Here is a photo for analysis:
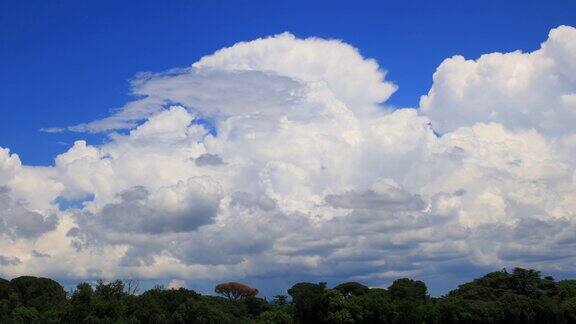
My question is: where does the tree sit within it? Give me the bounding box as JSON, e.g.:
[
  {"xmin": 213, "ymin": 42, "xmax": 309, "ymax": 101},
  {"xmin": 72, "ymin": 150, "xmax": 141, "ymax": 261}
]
[
  {"xmin": 388, "ymin": 278, "xmax": 428, "ymax": 302},
  {"xmin": 348, "ymin": 288, "xmax": 393, "ymax": 323},
  {"xmin": 244, "ymin": 296, "xmax": 271, "ymax": 317},
  {"xmin": 135, "ymin": 286, "xmax": 200, "ymax": 323},
  {"xmin": 510, "ymin": 268, "xmax": 543, "ymax": 296},
  {"xmin": 272, "ymin": 294, "xmax": 288, "ymax": 306},
  {"xmin": 449, "ymin": 270, "xmax": 512, "ymax": 300},
  {"xmin": 9, "ymin": 276, "xmax": 67, "ymax": 313},
  {"xmin": 323, "ymin": 289, "xmax": 354, "ymax": 323},
  {"xmin": 0, "ymin": 278, "xmax": 11, "ymax": 300},
  {"xmin": 3, "ymin": 267, "xmax": 576, "ymax": 322},
  {"xmin": 173, "ymin": 297, "xmax": 238, "ymax": 323},
  {"xmin": 288, "ymin": 282, "xmax": 327, "ymax": 323},
  {"xmin": 333, "ymin": 282, "xmax": 369, "ymax": 299},
  {"xmin": 215, "ymin": 282, "xmax": 259, "ymax": 300},
  {"xmin": 94, "ymin": 279, "xmax": 125, "ymax": 301},
  {"xmin": 124, "ymin": 279, "xmax": 141, "ymax": 295},
  {"xmin": 0, "ymin": 278, "xmax": 15, "ymax": 319},
  {"xmin": 560, "ymin": 297, "xmax": 576, "ymax": 323},
  {"xmin": 69, "ymin": 282, "xmax": 95, "ymax": 322},
  {"xmin": 92, "ymin": 279, "xmax": 132, "ymax": 321},
  {"xmin": 558, "ymin": 280, "xmax": 576, "ymax": 300},
  {"xmin": 498, "ymin": 292, "xmax": 536, "ymax": 323},
  {"xmin": 257, "ymin": 307, "xmax": 293, "ymax": 324},
  {"xmin": 11, "ymin": 306, "xmax": 39, "ymax": 322}
]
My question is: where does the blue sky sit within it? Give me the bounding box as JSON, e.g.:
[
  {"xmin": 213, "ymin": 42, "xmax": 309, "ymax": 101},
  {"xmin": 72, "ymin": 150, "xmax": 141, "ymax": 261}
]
[
  {"xmin": 2, "ymin": 1, "xmax": 576, "ymax": 297},
  {"xmin": 1, "ymin": 0, "xmax": 575, "ymax": 165}
]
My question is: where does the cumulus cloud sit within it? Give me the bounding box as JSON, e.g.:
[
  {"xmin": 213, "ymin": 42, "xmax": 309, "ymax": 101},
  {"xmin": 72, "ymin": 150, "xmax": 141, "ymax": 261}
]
[
  {"xmin": 75, "ymin": 177, "xmax": 222, "ymax": 235},
  {"xmin": 193, "ymin": 33, "xmax": 397, "ymax": 111},
  {"xmin": 1, "ymin": 28, "xmax": 576, "ymax": 293},
  {"xmin": 421, "ymin": 25, "xmax": 576, "ymax": 137},
  {"xmin": 0, "ymin": 256, "xmax": 21, "ymax": 266},
  {"xmin": 32, "ymin": 250, "xmax": 51, "ymax": 258},
  {"xmin": 195, "ymin": 153, "xmax": 225, "ymax": 167},
  {"xmin": 0, "ymin": 186, "xmax": 58, "ymax": 239},
  {"xmin": 65, "ymin": 33, "xmax": 396, "ymax": 133},
  {"xmin": 325, "ymin": 180, "xmax": 425, "ymax": 211},
  {"xmin": 167, "ymin": 279, "xmax": 187, "ymax": 289}
]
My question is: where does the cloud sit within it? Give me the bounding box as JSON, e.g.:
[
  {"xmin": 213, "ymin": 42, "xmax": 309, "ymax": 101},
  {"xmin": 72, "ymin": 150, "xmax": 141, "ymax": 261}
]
[
  {"xmin": 0, "ymin": 27, "xmax": 576, "ymax": 292},
  {"xmin": 0, "ymin": 255, "xmax": 21, "ymax": 266},
  {"xmin": 32, "ymin": 250, "xmax": 51, "ymax": 258},
  {"xmin": 39, "ymin": 127, "xmax": 65, "ymax": 133},
  {"xmin": 64, "ymin": 33, "xmax": 396, "ymax": 133},
  {"xmin": 193, "ymin": 33, "xmax": 397, "ymax": 111},
  {"xmin": 167, "ymin": 279, "xmax": 186, "ymax": 289},
  {"xmin": 421, "ymin": 25, "xmax": 576, "ymax": 137},
  {"xmin": 0, "ymin": 186, "xmax": 58, "ymax": 239},
  {"xmin": 325, "ymin": 180, "xmax": 425, "ymax": 211},
  {"xmin": 76, "ymin": 177, "xmax": 222, "ymax": 235},
  {"xmin": 195, "ymin": 153, "xmax": 225, "ymax": 167}
]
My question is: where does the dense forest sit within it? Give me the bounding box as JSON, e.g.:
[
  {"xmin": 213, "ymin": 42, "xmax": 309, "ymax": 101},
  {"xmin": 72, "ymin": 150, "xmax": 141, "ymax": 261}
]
[{"xmin": 1, "ymin": 267, "xmax": 576, "ymax": 323}]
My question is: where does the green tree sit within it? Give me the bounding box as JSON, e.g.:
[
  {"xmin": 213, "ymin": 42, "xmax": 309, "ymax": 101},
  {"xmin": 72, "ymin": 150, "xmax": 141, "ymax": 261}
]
[
  {"xmin": 288, "ymin": 282, "xmax": 328, "ymax": 323},
  {"xmin": 558, "ymin": 280, "xmax": 576, "ymax": 300},
  {"xmin": 388, "ymin": 278, "xmax": 428, "ymax": 302},
  {"xmin": 510, "ymin": 268, "xmax": 543, "ymax": 296},
  {"xmin": 91, "ymin": 279, "xmax": 135, "ymax": 322},
  {"xmin": 69, "ymin": 282, "xmax": 95, "ymax": 323},
  {"xmin": 272, "ymin": 294, "xmax": 288, "ymax": 306},
  {"xmin": 0, "ymin": 277, "xmax": 16, "ymax": 319},
  {"xmin": 560, "ymin": 297, "xmax": 576, "ymax": 323},
  {"xmin": 135, "ymin": 286, "xmax": 200, "ymax": 323},
  {"xmin": 334, "ymin": 282, "xmax": 370, "ymax": 299},
  {"xmin": 172, "ymin": 296, "xmax": 248, "ymax": 324},
  {"xmin": 11, "ymin": 306, "xmax": 39, "ymax": 323},
  {"xmin": 257, "ymin": 307, "xmax": 294, "ymax": 324},
  {"xmin": 348, "ymin": 288, "xmax": 393, "ymax": 323},
  {"xmin": 323, "ymin": 289, "xmax": 354, "ymax": 324},
  {"xmin": 9, "ymin": 276, "xmax": 68, "ymax": 322}
]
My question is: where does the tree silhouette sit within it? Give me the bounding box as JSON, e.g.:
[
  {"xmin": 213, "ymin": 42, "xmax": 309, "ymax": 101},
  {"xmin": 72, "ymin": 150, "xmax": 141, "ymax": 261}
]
[
  {"xmin": 214, "ymin": 282, "xmax": 258, "ymax": 300},
  {"xmin": 334, "ymin": 282, "xmax": 370, "ymax": 298},
  {"xmin": 1, "ymin": 268, "xmax": 576, "ymax": 323}
]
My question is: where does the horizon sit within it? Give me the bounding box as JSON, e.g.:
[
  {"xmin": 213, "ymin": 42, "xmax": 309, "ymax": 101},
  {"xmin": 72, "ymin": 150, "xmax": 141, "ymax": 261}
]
[{"xmin": 0, "ymin": 265, "xmax": 563, "ymax": 299}]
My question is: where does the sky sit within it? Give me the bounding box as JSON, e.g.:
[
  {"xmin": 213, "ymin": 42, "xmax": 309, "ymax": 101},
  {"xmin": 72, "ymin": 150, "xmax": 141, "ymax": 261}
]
[
  {"xmin": 2, "ymin": 0, "xmax": 575, "ymax": 165},
  {"xmin": 1, "ymin": 0, "xmax": 576, "ymax": 296}
]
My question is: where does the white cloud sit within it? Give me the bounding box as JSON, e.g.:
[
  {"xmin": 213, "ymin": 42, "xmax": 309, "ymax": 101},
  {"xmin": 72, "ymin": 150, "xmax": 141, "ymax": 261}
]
[
  {"xmin": 2, "ymin": 27, "xmax": 576, "ymax": 292},
  {"xmin": 193, "ymin": 32, "xmax": 397, "ymax": 112},
  {"xmin": 420, "ymin": 25, "xmax": 576, "ymax": 137},
  {"xmin": 0, "ymin": 186, "xmax": 58, "ymax": 239},
  {"xmin": 66, "ymin": 33, "xmax": 397, "ymax": 133},
  {"xmin": 167, "ymin": 279, "xmax": 186, "ymax": 289}
]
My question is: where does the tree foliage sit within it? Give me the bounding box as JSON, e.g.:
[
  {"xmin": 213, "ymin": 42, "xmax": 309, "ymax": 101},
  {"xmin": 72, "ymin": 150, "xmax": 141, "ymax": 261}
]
[
  {"xmin": 1, "ymin": 268, "xmax": 576, "ymax": 323},
  {"xmin": 334, "ymin": 282, "xmax": 370, "ymax": 299},
  {"xmin": 215, "ymin": 282, "xmax": 259, "ymax": 300}
]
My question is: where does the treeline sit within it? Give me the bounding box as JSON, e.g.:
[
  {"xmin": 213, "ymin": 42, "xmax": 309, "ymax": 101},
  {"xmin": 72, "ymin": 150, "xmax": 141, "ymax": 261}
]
[{"xmin": 1, "ymin": 267, "xmax": 576, "ymax": 323}]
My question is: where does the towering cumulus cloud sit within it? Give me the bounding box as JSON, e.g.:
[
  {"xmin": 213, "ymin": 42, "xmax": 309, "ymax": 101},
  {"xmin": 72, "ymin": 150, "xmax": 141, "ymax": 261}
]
[
  {"xmin": 1, "ymin": 27, "xmax": 576, "ymax": 292},
  {"xmin": 421, "ymin": 26, "xmax": 576, "ymax": 137}
]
